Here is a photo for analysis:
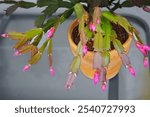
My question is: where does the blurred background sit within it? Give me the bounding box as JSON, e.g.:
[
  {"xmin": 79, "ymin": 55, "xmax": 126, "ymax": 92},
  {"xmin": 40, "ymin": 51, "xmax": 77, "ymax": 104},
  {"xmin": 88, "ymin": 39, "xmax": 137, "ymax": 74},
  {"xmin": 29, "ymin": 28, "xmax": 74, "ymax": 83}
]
[{"xmin": 0, "ymin": 0, "xmax": 150, "ymax": 100}]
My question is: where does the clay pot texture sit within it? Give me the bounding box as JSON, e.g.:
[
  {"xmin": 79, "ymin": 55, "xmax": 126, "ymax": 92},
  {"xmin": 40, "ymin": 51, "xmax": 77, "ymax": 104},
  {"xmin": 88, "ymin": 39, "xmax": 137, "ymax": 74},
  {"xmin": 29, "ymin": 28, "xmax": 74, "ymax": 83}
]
[{"xmin": 68, "ymin": 19, "xmax": 132, "ymax": 80}]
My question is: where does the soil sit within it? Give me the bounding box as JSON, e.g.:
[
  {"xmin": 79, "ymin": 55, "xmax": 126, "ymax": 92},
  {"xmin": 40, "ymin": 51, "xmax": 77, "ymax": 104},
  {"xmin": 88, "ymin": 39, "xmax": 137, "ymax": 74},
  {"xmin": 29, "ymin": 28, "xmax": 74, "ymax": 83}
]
[{"xmin": 72, "ymin": 23, "xmax": 129, "ymax": 51}]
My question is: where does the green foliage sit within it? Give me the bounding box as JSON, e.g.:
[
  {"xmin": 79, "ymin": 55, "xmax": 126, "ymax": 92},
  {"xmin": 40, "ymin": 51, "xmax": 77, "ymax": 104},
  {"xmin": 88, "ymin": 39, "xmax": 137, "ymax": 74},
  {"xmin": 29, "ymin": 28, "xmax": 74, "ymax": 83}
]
[
  {"xmin": 8, "ymin": 32, "xmax": 26, "ymax": 40},
  {"xmin": 39, "ymin": 40, "xmax": 49, "ymax": 53},
  {"xmin": 70, "ymin": 56, "xmax": 81, "ymax": 73},
  {"xmin": 28, "ymin": 52, "xmax": 42, "ymax": 65},
  {"xmin": 113, "ymin": 39, "xmax": 124, "ymax": 53},
  {"xmin": 101, "ymin": 17, "xmax": 112, "ymax": 50},
  {"xmin": 48, "ymin": 39, "xmax": 53, "ymax": 54},
  {"xmin": 101, "ymin": 51, "xmax": 110, "ymax": 67},
  {"xmin": 74, "ymin": 3, "xmax": 84, "ymax": 20},
  {"xmin": 94, "ymin": 32, "xmax": 103, "ymax": 52},
  {"xmin": 35, "ymin": 14, "xmax": 46, "ymax": 28},
  {"xmin": 25, "ymin": 28, "xmax": 43, "ymax": 39},
  {"xmin": 84, "ymin": 26, "xmax": 93, "ymax": 40},
  {"xmin": 102, "ymin": 11, "xmax": 117, "ymax": 24},
  {"xmin": 76, "ymin": 41, "xmax": 82, "ymax": 56}
]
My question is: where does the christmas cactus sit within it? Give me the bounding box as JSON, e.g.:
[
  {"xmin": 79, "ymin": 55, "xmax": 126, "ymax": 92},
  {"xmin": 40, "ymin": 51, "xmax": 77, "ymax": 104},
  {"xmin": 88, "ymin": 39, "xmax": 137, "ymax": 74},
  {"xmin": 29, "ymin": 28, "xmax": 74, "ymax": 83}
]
[{"xmin": 0, "ymin": 0, "xmax": 150, "ymax": 91}]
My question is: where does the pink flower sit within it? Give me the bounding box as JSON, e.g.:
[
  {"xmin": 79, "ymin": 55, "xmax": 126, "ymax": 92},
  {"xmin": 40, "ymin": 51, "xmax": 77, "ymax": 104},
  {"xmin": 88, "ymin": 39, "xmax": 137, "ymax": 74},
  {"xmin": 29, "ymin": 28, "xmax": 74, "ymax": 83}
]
[
  {"xmin": 47, "ymin": 27, "xmax": 55, "ymax": 38},
  {"xmin": 50, "ymin": 66, "xmax": 55, "ymax": 77},
  {"xmin": 65, "ymin": 72, "xmax": 77, "ymax": 90},
  {"xmin": 89, "ymin": 22, "xmax": 96, "ymax": 32},
  {"xmin": 1, "ymin": 34, "xmax": 8, "ymax": 38},
  {"xmin": 82, "ymin": 45, "xmax": 88, "ymax": 55},
  {"xmin": 135, "ymin": 42, "xmax": 150, "ymax": 56},
  {"xmin": 13, "ymin": 50, "xmax": 21, "ymax": 56},
  {"xmin": 128, "ymin": 66, "xmax": 136, "ymax": 77},
  {"xmin": 135, "ymin": 42, "xmax": 143, "ymax": 49},
  {"xmin": 143, "ymin": 57, "xmax": 149, "ymax": 68},
  {"xmin": 96, "ymin": 19, "xmax": 100, "ymax": 24},
  {"xmin": 101, "ymin": 82, "xmax": 106, "ymax": 92},
  {"xmin": 93, "ymin": 70, "xmax": 100, "ymax": 85},
  {"xmin": 23, "ymin": 64, "xmax": 31, "ymax": 72},
  {"xmin": 143, "ymin": 45, "xmax": 150, "ymax": 51},
  {"xmin": 143, "ymin": 6, "xmax": 150, "ymax": 13}
]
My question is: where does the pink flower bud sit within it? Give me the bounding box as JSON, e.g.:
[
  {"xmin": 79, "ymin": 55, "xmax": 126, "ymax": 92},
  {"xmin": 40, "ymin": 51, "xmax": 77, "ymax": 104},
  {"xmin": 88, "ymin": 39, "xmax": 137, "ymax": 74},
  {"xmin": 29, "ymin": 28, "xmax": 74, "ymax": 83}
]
[
  {"xmin": 140, "ymin": 48, "xmax": 148, "ymax": 56},
  {"xmin": 50, "ymin": 66, "xmax": 55, "ymax": 77},
  {"xmin": 101, "ymin": 82, "xmax": 106, "ymax": 92},
  {"xmin": 93, "ymin": 70, "xmax": 100, "ymax": 85},
  {"xmin": 96, "ymin": 19, "xmax": 100, "ymax": 24},
  {"xmin": 23, "ymin": 64, "xmax": 31, "ymax": 72},
  {"xmin": 65, "ymin": 72, "xmax": 77, "ymax": 90},
  {"xmin": 89, "ymin": 22, "xmax": 96, "ymax": 32},
  {"xmin": 135, "ymin": 42, "xmax": 143, "ymax": 49},
  {"xmin": 48, "ymin": 27, "xmax": 55, "ymax": 38},
  {"xmin": 82, "ymin": 45, "xmax": 88, "ymax": 55},
  {"xmin": 13, "ymin": 50, "xmax": 21, "ymax": 56},
  {"xmin": 128, "ymin": 66, "xmax": 136, "ymax": 77},
  {"xmin": 1, "ymin": 34, "xmax": 8, "ymax": 38},
  {"xmin": 143, "ymin": 6, "xmax": 150, "ymax": 13},
  {"xmin": 143, "ymin": 57, "xmax": 149, "ymax": 68},
  {"xmin": 143, "ymin": 45, "xmax": 150, "ymax": 51}
]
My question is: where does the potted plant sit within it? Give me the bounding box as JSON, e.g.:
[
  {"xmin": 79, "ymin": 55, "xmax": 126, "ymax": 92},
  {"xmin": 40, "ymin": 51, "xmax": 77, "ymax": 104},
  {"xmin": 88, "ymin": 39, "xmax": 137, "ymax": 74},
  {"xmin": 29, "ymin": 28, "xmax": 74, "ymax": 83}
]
[{"xmin": 0, "ymin": 0, "xmax": 150, "ymax": 92}]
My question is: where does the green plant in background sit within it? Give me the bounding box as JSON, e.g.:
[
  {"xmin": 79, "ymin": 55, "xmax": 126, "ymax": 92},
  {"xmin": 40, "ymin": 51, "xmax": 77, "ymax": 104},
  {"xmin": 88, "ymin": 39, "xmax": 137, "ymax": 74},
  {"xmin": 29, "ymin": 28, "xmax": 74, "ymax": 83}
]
[{"xmin": 0, "ymin": 0, "xmax": 150, "ymax": 91}]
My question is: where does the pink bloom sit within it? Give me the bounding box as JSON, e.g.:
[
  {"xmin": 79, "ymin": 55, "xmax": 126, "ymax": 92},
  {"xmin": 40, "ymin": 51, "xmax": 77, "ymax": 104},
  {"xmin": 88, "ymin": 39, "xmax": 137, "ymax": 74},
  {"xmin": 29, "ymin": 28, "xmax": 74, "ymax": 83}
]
[
  {"xmin": 65, "ymin": 72, "xmax": 77, "ymax": 90},
  {"xmin": 101, "ymin": 82, "xmax": 106, "ymax": 92},
  {"xmin": 50, "ymin": 66, "xmax": 55, "ymax": 77},
  {"xmin": 143, "ymin": 57, "xmax": 149, "ymax": 68},
  {"xmin": 143, "ymin": 45, "xmax": 150, "ymax": 51},
  {"xmin": 89, "ymin": 22, "xmax": 96, "ymax": 32},
  {"xmin": 135, "ymin": 42, "xmax": 143, "ymax": 49},
  {"xmin": 23, "ymin": 64, "xmax": 31, "ymax": 72},
  {"xmin": 135, "ymin": 42, "xmax": 148, "ymax": 56},
  {"xmin": 128, "ymin": 66, "xmax": 136, "ymax": 77},
  {"xmin": 143, "ymin": 6, "xmax": 150, "ymax": 13},
  {"xmin": 13, "ymin": 50, "xmax": 21, "ymax": 56},
  {"xmin": 93, "ymin": 70, "xmax": 100, "ymax": 85},
  {"xmin": 82, "ymin": 45, "xmax": 88, "ymax": 55},
  {"xmin": 140, "ymin": 48, "xmax": 148, "ymax": 56},
  {"xmin": 1, "ymin": 34, "xmax": 8, "ymax": 38},
  {"xmin": 47, "ymin": 27, "xmax": 55, "ymax": 38},
  {"xmin": 96, "ymin": 19, "xmax": 100, "ymax": 24}
]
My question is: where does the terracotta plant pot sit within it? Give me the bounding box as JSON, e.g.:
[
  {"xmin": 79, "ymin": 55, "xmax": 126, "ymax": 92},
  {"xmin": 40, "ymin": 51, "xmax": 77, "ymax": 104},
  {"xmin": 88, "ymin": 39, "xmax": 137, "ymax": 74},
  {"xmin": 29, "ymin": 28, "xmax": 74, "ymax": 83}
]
[{"xmin": 68, "ymin": 19, "xmax": 132, "ymax": 80}]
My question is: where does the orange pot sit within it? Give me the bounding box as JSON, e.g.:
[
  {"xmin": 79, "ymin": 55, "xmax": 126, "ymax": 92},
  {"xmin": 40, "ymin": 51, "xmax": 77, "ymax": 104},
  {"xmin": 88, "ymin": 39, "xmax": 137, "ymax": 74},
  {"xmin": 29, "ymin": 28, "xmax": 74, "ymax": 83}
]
[{"xmin": 68, "ymin": 19, "xmax": 132, "ymax": 80}]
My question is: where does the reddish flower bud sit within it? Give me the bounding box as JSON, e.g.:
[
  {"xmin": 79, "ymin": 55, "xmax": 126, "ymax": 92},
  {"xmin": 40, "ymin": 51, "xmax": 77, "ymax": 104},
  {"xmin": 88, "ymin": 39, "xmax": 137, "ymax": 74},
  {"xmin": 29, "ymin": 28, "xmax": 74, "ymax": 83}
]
[
  {"xmin": 13, "ymin": 50, "xmax": 21, "ymax": 56},
  {"xmin": 93, "ymin": 70, "xmax": 100, "ymax": 86},
  {"xmin": 89, "ymin": 22, "xmax": 96, "ymax": 32},
  {"xmin": 23, "ymin": 64, "xmax": 31, "ymax": 72},
  {"xmin": 143, "ymin": 6, "xmax": 150, "ymax": 13},
  {"xmin": 1, "ymin": 34, "xmax": 8, "ymax": 38},
  {"xmin": 50, "ymin": 66, "xmax": 55, "ymax": 77},
  {"xmin": 143, "ymin": 57, "xmax": 149, "ymax": 68},
  {"xmin": 101, "ymin": 82, "xmax": 106, "ymax": 92},
  {"xmin": 143, "ymin": 45, "xmax": 150, "ymax": 51},
  {"xmin": 47, "ymin": 27, "xmax": 55, "ymax": 38},
  {"xmin": 128, "ymin": 65, "xmax": 136, "ymax": 77},
  {"xmin": 82, "ymin": 45, "xmax": 88, "ymax": 55},
  {"xmin": 96, "ymin": 19, "xmax": 100, "ymax": 24}
]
